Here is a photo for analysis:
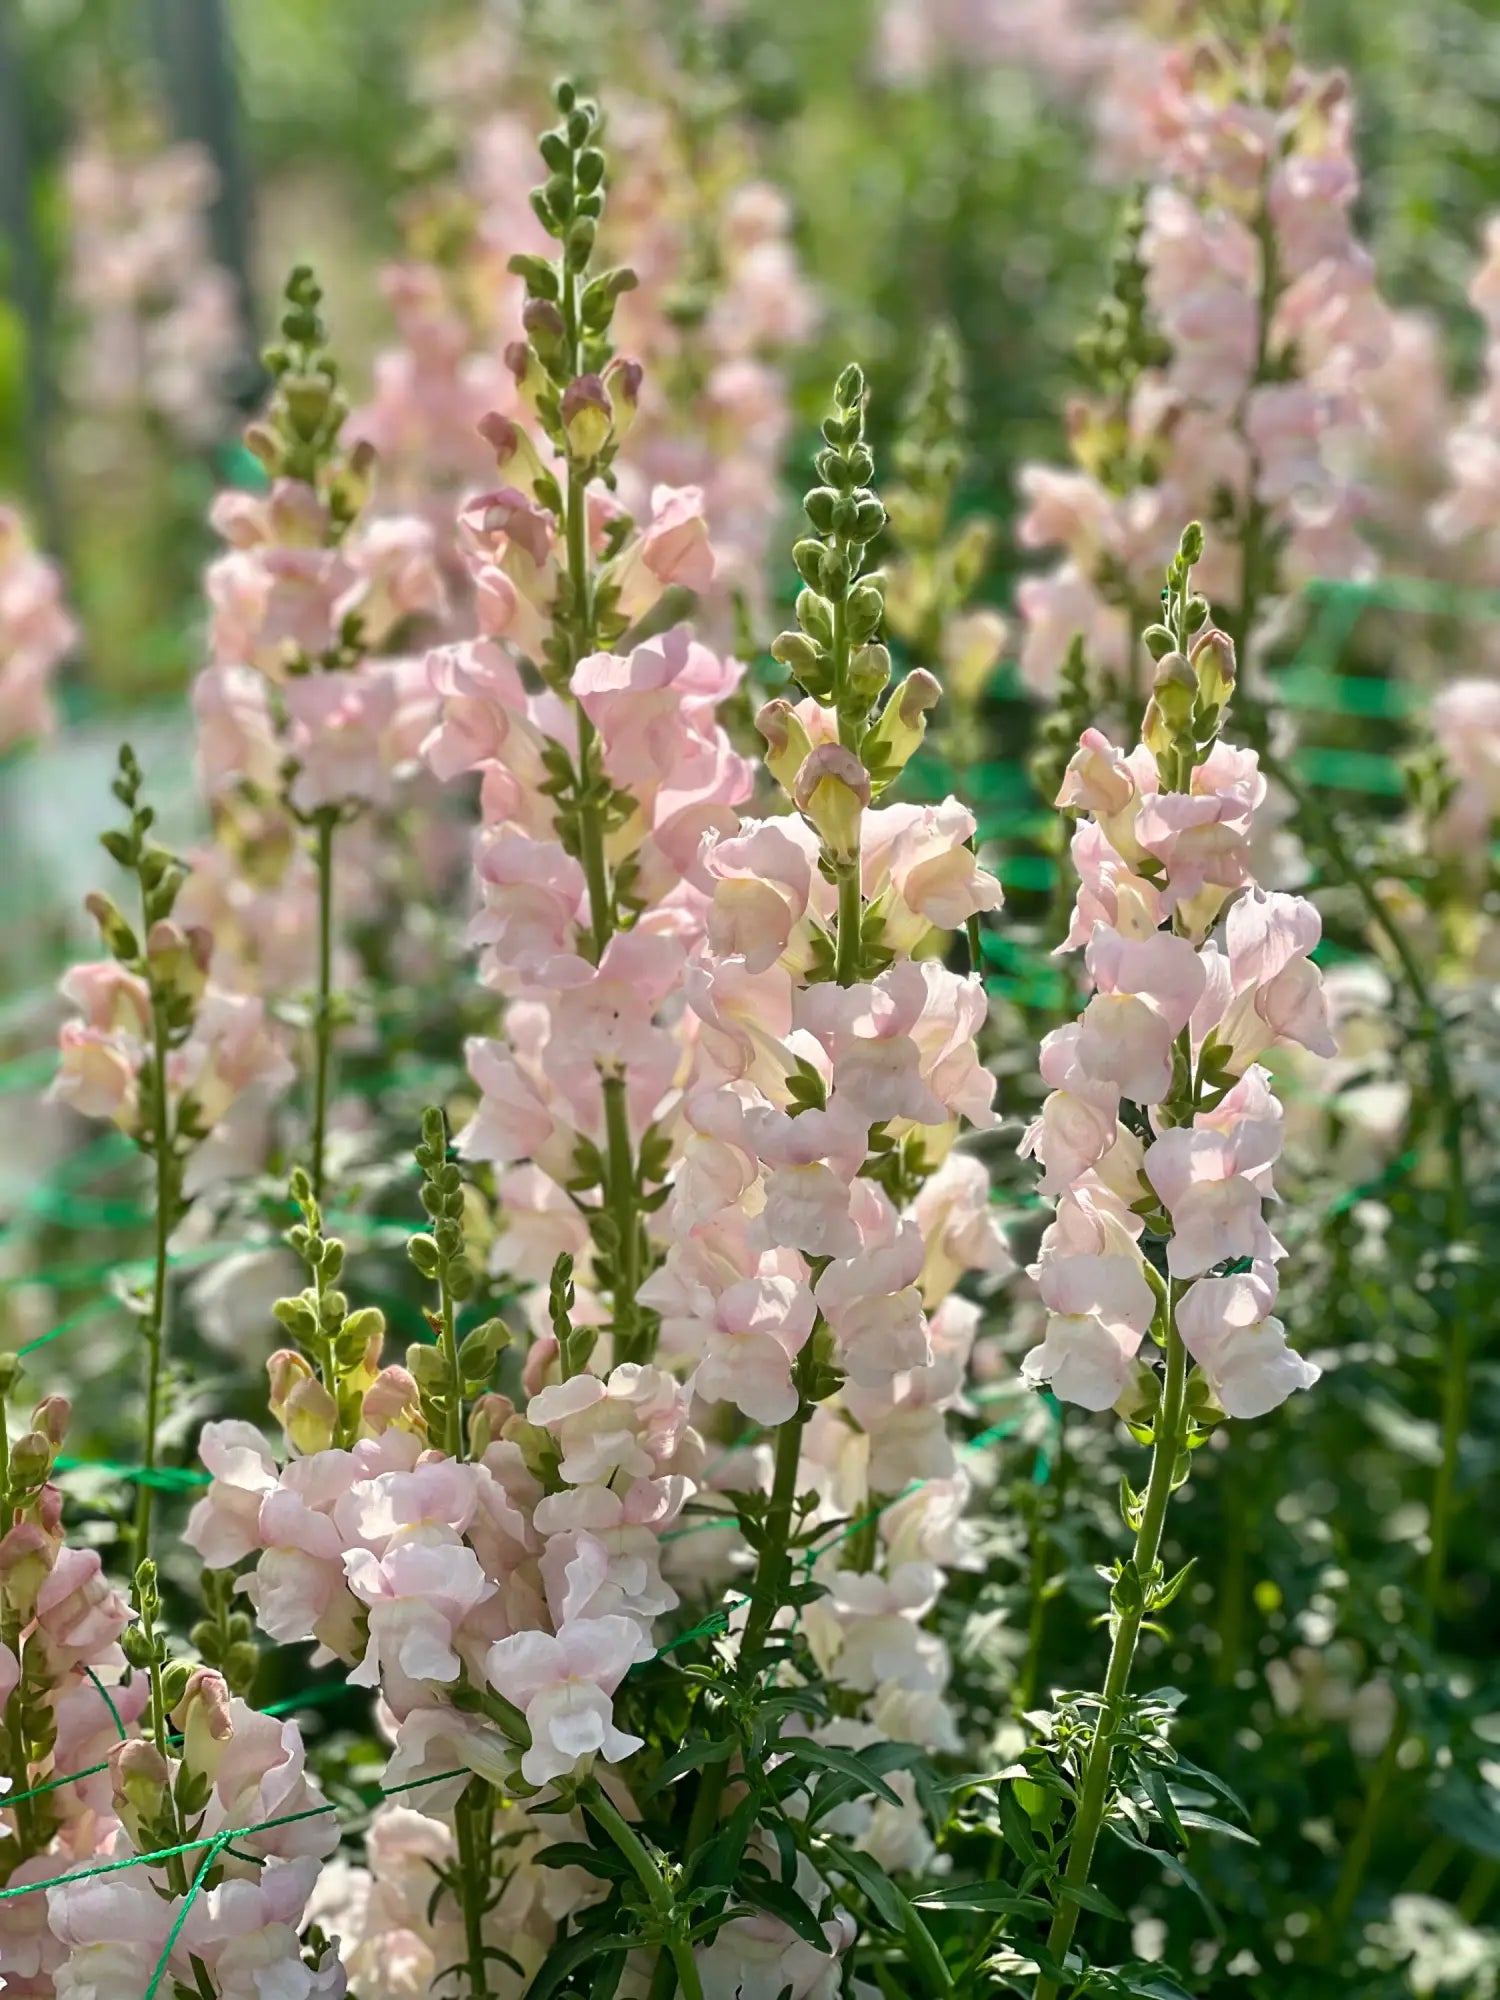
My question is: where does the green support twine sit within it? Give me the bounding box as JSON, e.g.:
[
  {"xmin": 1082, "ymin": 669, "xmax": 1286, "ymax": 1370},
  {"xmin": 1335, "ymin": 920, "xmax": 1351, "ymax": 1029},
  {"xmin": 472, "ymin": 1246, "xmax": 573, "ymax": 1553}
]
[{"xmin": 143, "ymin": 1833, "xmax": 231, "ymax": 2000}]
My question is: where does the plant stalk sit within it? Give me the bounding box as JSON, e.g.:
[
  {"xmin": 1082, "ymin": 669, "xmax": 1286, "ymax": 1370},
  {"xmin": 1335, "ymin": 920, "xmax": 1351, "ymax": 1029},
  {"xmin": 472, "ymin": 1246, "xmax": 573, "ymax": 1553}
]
[
  {"xmin": 309, "ymin": 810, "xmax": 336, "ymax": 1206},
  {"xmin": 588, "ymin": 1785, "xmax": 705, "ymax": 2000},
  {"xmin": 1034, "ymin": 1318, "xmax": 1189, "ymax": 2000}
]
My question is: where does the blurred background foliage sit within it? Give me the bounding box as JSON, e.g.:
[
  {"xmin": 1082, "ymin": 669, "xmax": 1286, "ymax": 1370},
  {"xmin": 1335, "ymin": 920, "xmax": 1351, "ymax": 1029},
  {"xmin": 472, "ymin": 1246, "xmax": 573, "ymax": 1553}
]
[{"xmin": 5, "ymin": 0, "xmax": 1499, "ymax": 708}]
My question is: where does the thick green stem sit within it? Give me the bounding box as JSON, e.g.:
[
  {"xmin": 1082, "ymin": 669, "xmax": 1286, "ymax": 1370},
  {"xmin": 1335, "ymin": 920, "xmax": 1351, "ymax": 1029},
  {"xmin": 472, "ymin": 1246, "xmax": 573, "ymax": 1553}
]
[
  {"xmin": 310, "ymin": 811, "xmax": 336, "ymax": 1206},
  {"xmin": 834, "ymin": 866, "xmax": 862, "ymax": 988},
  {"xmin": 740, "ymin": 1364, "xmax": 811, "ymax": 1667},
  {"xmin": 587, "ymin": 1786, "xmax": 705, "ymax": 2000},
  {"xmin": 455, "ymin": 1779, "xmax": 494, "ymax": 2000},
  {"xmin": 1034, "ymin": 1319, "xmax": 1189, "ymax": 2000}
]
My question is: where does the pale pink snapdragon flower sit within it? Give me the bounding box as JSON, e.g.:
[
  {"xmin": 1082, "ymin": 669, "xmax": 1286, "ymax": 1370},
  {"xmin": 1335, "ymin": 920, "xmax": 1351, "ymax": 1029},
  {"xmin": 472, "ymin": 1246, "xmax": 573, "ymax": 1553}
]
[{"xmin": 1022, "ymin": 594, "xmax": 1324, "ymax": 1420}]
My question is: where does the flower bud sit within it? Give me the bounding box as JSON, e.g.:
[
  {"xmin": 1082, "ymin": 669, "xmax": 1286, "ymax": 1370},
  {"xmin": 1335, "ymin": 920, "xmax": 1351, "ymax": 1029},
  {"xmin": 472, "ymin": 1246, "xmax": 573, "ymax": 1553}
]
[
  {"xmin": 793, "ymin": 744, "xmax": 870, "ymax": 864},
  {"xmin": 561, "ymin": 373, "xmax": 614, "ymax": 462},
  {"xmin": 146, "ymin": 920, "xmax": 210, "ymax": 1009},
  {"xmin": 173, "ymin": 1667, "xmax": 234, "ymax": 1784},
  {"xmin": 0, "ymin": 1522, "xmax": 53, "ymax": 1616},
  {"xmin": 159, "ymin": 1658, "xmax": 194, "ymax": 1710},
  {"xmin": 1142, "ymin": 653, "xmax": 1197, "ymax": 765},
  {"xmin": 501, "ymin": 1414, "xmax": 560, "ymax": 1484},
  {"xmin": 476, "ymin": 412, "xmax": 550, "ymax": 501},
  {"xmin": 7, "ymin": 1430, "xmax": 53, "ymax": 1490},
  {"xmin": 504, "ymin": 341, "xmax": 549, "ymax": 415},
  {"xmin": 469, "ymin": 1392, "xmax": 516, "ymax": 1458},
  {"xmin": 30, "ymin": 1395, "xmax": 70, "ymax": 1448},
  {"xmin": 864, "ymin": 669, "xmax": 940, "ymax": 785},
  {"xmin": 847, "ymin": 642, "xmax": 892, "ymax": 708},
  {"xmin": 1190, "ymin": 626, "xmax": 1236, "ymax": 712},
  {"xmin": 361, "ymin": 1364, "xmax": 423, "ymax": 1436},
  {"xmin": 110, "ymin": 1738, "xmax": 171, "ymax": 1843},
  {"xmin": 602, "ymin": 357, "xmax": 643, "ymax": 440},
  {"xmin": 267, "ymin": 1350, "xmax": 337, "ymax": 1455},
  {"xmin": 84, "ymin": 891, "xmax": 140, "ymax": 964},
  {"xmin": 755, "ymin": 698, "xmax": 815, "ymax": 796}
]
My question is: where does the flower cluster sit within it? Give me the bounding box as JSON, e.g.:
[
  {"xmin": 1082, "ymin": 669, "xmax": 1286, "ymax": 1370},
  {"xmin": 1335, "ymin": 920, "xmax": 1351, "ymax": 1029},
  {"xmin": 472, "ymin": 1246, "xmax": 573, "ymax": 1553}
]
[
  {"xmin": 176, "ymin": 87, "xmax": 1013, "ymax": 1994},
  {"xmin": 63, "ymin": 135, "xmax": 243, "ymax": 445},
  {"xmin": 1014, "ymin": 20, "xmax": 1398, "ymax": 696},
  {"xmin": 45, "ymin": 1671, "xmax": 343, "ymax": 2000},
  {"xmin": 50, "ymin": 751, "xmax": 293, "ymax": 1182},
  {"xmin": 1432, "ymin": 217, "xmax": 1500, "ymax": 609},
  {"xmin": 0, "ymin": 509, "xmax": 76, "ymax": 752},
  {"xmin": 0, "ymin": 1389, "xmax": 148, "ymax": 1993},
  {"xmin": 354, "ymin": 25, "xmax": 813, "ymax": 639},
  {"xmin": 1021, "ymin": 529, "xmax": 1328, "ymax": 1417}
]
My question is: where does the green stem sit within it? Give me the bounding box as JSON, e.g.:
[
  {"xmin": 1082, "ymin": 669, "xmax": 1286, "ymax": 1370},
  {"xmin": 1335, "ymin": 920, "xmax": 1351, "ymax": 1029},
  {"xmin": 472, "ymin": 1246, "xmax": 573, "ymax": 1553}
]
[
  {"xmin": 834, "ymin": 865, "xmax": 862, "ymax": 988},
  {"xmin": 740, "ymin": 1355, "xmax": 813, "ymax": 1668},
  {"xmin": 133, "ymin": 985, "xmax": 177, "ymax": 1571},
  {"xmin": 1316, "ymin": 1712, "xmax": 1403, "ymax": 1964},
  {"xmin": 586, "ymin": 1786, "xmax": 704, "ymax": 2000},
  {"xmin": 438, "ymin": 1274, "xmax": 464, "ymax": 1461},
  {"xmin": 455, "ymin": 1778, "xmax": 494, "ymax": 2000},
  {"xmin": 1034, "ymin": 1318, "xmax": 1189, "ymax": 2000},
  {"xmin": 310, "ymin": 810, "xmax": 336, "ymax": 1206},
  {"xmin": 602, "ymin": 1074, "xmax": 643, "ymax": 1363}
]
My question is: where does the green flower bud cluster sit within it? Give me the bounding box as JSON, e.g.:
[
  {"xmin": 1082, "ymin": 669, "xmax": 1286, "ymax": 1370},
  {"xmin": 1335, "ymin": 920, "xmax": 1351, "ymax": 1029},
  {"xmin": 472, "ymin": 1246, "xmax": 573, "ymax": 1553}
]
[
  {"xmin": 1031, "ymin": 635, "xmax": 1095, "ymax": 811},
  {"xmin": 408, "ymin": 1108, "xmax": 508, "ymax": 1456},
  {"xmin": 188, "ymin": 1569, "xmax": 261, "ymax": 1698},
  {"xmin": 774, "ymin": 362, "xmax": 888, "ymax": 712},
  {"xmin": 1139, "ymin": 523, "xmax": 1238, "ymax": 793},
  {"xmin": 90, "ymin": 745, "xmax": 208, "ymax": 1173},
  {"xmin": 883, "ymin": 327, "xmax": 995, "ymax": 680},
  {"xmin": 768, "ymin": 365, "xmax": 948, "ymax": 986},
  {"xmin": 1073, "ymin": 194, "xmax": 1172, "ymax": 496},
  {"xmin": 248, "ymin": 265, "xmax": 371, "ymax": 529},
  {"xmin": 506, "ymin": 81, "xmax": 641, "ymax": 675},
  {"xmin": 273, "ymin": 1166, "xmax": 388, "ymax": 1451}
]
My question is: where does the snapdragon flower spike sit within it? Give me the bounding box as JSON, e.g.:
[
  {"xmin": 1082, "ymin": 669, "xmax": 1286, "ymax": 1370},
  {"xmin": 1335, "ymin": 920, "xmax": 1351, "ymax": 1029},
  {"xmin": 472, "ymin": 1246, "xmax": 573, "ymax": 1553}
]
[
  {"xmin": 642, "ymin": 363, "xmax": 1010, "ymax": 1760},
  {"xmin": 42, "ymin": 1663, "xmax": 344, "ymax": 2000},
  {"xmin": 1014, "ymin": 28, "xmax": 1399, "ymax": 699},
  {"xmin": 0, "ymin": 1381, "xmax": 151, "ymax": 1959},
  {"xmin": 427, "ymin": 84, "xmax": 743, "ymax": 1382},
  {"xmin": 1021, "ymin": 526, "xmax": 1328, "ymax": 1419},
  {"xmin": 51, "ymin": 747, "xmax": 294, "ymax": 1165},
  {"xmin": 187, "ymin": 265, "xmax": 450, "ymax": 1206},
  {"xmin": 0, "ymin": 508, "xmax": 76, "ymax": 752}
]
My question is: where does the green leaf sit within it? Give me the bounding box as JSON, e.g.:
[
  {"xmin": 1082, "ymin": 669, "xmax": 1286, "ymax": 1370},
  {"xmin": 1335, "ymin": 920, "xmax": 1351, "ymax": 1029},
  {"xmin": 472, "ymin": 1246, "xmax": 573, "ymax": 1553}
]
[
  {"xmin": 643, "ymin": 1735, "xmax": 736, "ymax": 1797},
  {"xmin": 996, "ymin": 1784, "xmax": 1045, "ymax": 1870},
  {"xmin": 826, "ymin": 1839, "xmax": 954, "ymax": 1993},
  {"xmin": 690, "ymin": 1789, "xmax": 760, "ymax": 1891},
  {"xmin": 1058, "ymin": 1879, "xmax": 1125, "ymax": 1920},
  {"xmin": 912, "ymin": 1883, "xmax": 1053, "ymax": 1918},
  {"xmin": 1175, "ymin": 1809, "xmax": 1258, "ymax": 1846},
  {"xmin": 1139, "ymin": 1769, "xmax": 1187, "ymax": 1849},
  {"xmin": 774, "ymin": 1738, "xmax": 903, "ymax": 1807},
  {"xmin": 735, "ymin": 1872, "xmax": 829, "ymax": 1951},
  {"xmin": 519, "ymin": 1924, "xmax": 630, "ymax": 2000},
  {"xmin": 532, "ymin": 1841, "xmax": 629, "ymax": 1879}
]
